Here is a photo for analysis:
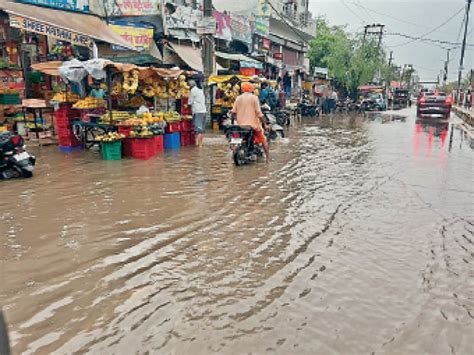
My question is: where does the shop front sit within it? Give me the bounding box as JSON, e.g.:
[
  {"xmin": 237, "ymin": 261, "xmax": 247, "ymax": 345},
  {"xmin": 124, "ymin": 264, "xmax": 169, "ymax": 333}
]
[{"xmin": 8, "ymin": 58, "xmax": 200, "ymax": 157}]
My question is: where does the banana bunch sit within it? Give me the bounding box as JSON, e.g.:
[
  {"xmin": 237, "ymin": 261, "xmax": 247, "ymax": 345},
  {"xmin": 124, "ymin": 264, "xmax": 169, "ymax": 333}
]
[
  {"xmin": 101, "ymin": 111, "xmax": 130, "ymax": 123},
  {"xmin": 52, "ymin": 91, "xmax": 80, "ymax": 103},
  {"xmin": 168, "ymin": 79, "xmax": 179, "ymax": 98},
  {"xmin": 168, "ymin": 78, "xmax": 190, "ymax": 99},
  {"xmin": 163, "ymin": 111, "xmax": 181, "ymax": 122},
  {"xmin": 176, "ymin": 75, "xmax": 190, "ymax": 98},
  {"xmin": 142, "ymin": 85, "xmax": 155, "ymax": 97},
  {"xmin": 123, "ymin": 70, "xmax": 139, "ymax": 94},
  {"xmin": 111, "ymin": 79, "xmax": 123, "ymax": 96},
  {"xmin": 73, "ymin": 96, "xmax": 106, "ymax": 109},
  {"xmin": 122, "ymin": 95, "xmax": 147, "ymax": 108},
  {"xmin": 218, "ymin": 82, "xmax": 242, "ymax": 106},
  {"xmin": 152, "ymin": 78, "xmax": 168, "ymax": 99}
]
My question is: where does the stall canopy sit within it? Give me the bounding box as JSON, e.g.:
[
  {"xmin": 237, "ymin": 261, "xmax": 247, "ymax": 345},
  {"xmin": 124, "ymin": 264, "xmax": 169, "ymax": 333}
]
[
  {"xmin": 0, "ymin": 1, "xmax": 134, "ymax": 50},
  {"xmin": 30, "ymin": 59, "xmax": 194, "ymax": 81},
  {"xmin": 31, "ymin": 61, "xmax": 63, "ymax": 76},
  {"xmin": 208, "ymin": 75, "xmax": 263, "ymax": 84},
  {"xmin": 167, "ymin": 43, "xmax": 204, "ymax": 72},
  {"xmin": 167, "ymin": 43, "xmax": 223, "ymax": 72},
  {"xmin": 104, "ymin": 42, "xmax": 163, "ymax": 65},
  {"xmin": 215, "ymin": 51, "xmax": 263, "ymax": 69},
  {"xmin": 358, "ymin": 85, "xmax": 385, "ymax": 93}
]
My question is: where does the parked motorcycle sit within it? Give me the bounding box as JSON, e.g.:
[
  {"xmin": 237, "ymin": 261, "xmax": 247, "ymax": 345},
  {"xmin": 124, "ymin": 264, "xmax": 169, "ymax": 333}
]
[
  {"xmin": 225, "ymin": 125, "xmax": 265, "ymax": 166},
  {"xmin": 336, "ymin": 98, "xmax": 360, "ymax": 113},
  {"xmin": 275, "ymin": 109, "xmax": 291, "ymax": 126},
  {"xmin": 335, "ymin": 100, "xmax": 349, "ymax": 113},
  {"xmin": 298, "ymin": 96, "xmax": 319, "ymax": 117},
  {"xmin": 0, "ymin": 131, "xmax": 36, "ymax": 180},
  {"xmin": 262, "ymin": 104, "xmax": 285, "ymax": 140}
]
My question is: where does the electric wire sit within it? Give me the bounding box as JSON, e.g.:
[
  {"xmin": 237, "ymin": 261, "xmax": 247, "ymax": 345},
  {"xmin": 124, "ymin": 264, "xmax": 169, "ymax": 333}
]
[
  {"xmin": 349, "ymin": 0, "xmax": 458, "ymax": 36},
  {"xmin": 341, "ymin": 0, "xmax": 366, "ymax": 26},
  {"xmin": 385, "ymin": 32, "xmax": 472, "ymax": 48},
  {"xmin": 388, "ymin": 6, "xmax": 465, "ymax": 48}
]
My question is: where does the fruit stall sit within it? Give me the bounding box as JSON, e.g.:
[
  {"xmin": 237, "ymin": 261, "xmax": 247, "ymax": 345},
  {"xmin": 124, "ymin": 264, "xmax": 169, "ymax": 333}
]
[
  {"xmin": 28, "ymin": 59, "xmax": 197, "ymax": 160},
  {"xmin": 208, "ymin": 75, "xmax": 262, "ymax": 128},
  {"xmin": 0, "ymin": 66, "xmax": 24, "ymax": 132}
]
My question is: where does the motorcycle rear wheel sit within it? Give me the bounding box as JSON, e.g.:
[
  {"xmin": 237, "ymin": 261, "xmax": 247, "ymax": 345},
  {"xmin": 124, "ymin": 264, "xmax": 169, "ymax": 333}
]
[{"xmin": 233, "ymin": 147, "xmax": 247, "ymax": 166}]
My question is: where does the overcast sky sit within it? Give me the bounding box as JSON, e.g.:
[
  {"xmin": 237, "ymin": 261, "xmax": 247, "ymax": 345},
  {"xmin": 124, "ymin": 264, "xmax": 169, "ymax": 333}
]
[{"xmin": 310, "ymin": 0, "xmax": 473, "ymax": 82}]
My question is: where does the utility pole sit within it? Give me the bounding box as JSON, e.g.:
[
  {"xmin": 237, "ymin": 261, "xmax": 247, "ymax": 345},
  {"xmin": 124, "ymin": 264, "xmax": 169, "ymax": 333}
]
[
  {"xmin": 363, "ymin": 24, "xmax": 385, "ymax": 48},
  {"xmin": 443, "ymin": 48, "xmax": 450, "ymax": 86},
  {"xmin": 457, "ymin": 0, "xmax": 471, "ymax": 92},
  {"xmin": 385, "ymin": 51, "xmax": 394, "ymax": 90},
  {"xmin": 377, "ymin": 25, "xmax": 384, "ymax": 48},
  {"xmin": 201, "ymin": 0, "xmax": 214, "ymax": 118}
]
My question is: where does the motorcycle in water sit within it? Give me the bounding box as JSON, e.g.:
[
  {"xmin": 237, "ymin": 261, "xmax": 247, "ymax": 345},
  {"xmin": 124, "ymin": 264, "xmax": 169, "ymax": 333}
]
[
  {"xmin": 261, "ymin": 104, "xmax": 285, "ymax": 140},
  {"xmin": 225, "ymin": 125, "xmax": 265, "ymax": 166},
  {"xmin": 275, "ymin": 109, "xmax": 290, "ymax": 126},
  {"xmin": 0, "ymin": 131, "xmax": 36, "ymax": 180}
]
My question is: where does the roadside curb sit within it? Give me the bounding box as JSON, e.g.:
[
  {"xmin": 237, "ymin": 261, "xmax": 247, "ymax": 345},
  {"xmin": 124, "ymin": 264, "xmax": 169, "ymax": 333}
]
[
  {"xmin": 452, "ymin": 106, "xmax": 474, "ymax": 140},
  {"xmin": 452, "ymin": 106, "xmax": 474, "ymax": 127}
]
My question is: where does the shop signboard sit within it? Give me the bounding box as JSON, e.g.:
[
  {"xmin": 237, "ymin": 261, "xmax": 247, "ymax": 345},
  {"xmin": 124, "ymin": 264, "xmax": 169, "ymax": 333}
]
[
  {"xmin": 273, "ymin": 52, "xmax": 283, "ymax": 60},
  {"xmin": 9, "ymin": 15, "xmax": 93, "ymax": 48},
  {"xmin": 213, "ymin": 10, "xmax": 232, "ymax": 41},
  {"xmin": 109, "ymin": 0, "xmax": 160, "ymax": 16},
  {"xmin": 109, "ymin": 21, "xmax": 154, "ymax": 50},
  {"xmin": 16, "ymin": 0, "xmax": 90, "ymax": 13},
  {"xmin": 257, "ymin": 0, "xmax": 271, "ymax": 18},
  {"xmin": 197, "ymin": 17, "xmax": 217, "ymax": 35},
  {"xmin": 254, "ymin": 16, "xmax": 269, "ymax": 37},
  {"xmin": 165, "ymin": 5, "xmax": 200, "ymax": 33},
  {"xmin": 230, "ymin": 14, "xmax": 252, "ymax": 46},
  {"xmin": 314, "ymin": 67, "xmax": 329, "ymax": 79}
]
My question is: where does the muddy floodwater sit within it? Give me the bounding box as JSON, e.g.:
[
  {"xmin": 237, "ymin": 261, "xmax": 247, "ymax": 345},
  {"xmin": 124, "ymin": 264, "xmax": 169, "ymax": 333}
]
[{"xmin": 1, "ymin": 108, "xmax": 473, "ymax": 354}]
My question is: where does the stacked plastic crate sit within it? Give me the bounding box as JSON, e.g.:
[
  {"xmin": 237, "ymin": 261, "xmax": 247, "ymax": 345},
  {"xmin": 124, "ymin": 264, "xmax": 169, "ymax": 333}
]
[
  {"xmin": 180, "ymin": 120, "xmax": 195, "ymax": 146},
  {"xmin": 54, "ymin": 107, "xmax": 82, "ymax": 151}
]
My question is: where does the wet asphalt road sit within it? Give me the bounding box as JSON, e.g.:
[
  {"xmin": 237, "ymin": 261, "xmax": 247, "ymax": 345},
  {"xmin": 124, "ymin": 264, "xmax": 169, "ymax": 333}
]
[{"xmin": 0, "ymin": 107, "xmax": 473, "ymax": 354}]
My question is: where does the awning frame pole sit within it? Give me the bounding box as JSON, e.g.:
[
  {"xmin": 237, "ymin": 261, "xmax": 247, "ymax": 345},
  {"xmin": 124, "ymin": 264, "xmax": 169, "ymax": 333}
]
[
  {"xmin": 106, "ymin": 67, "xmax": 113, "ymax": 125},
  {"xmin": 92, "ymin": 42, "xmax": 98, "ymax": 59}
]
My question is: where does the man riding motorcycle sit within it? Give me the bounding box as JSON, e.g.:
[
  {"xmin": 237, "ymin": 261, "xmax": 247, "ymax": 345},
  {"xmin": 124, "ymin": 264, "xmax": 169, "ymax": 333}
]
[{"xmin": 231, "ymin": 82, "xmax": 270, "ymax": 163}]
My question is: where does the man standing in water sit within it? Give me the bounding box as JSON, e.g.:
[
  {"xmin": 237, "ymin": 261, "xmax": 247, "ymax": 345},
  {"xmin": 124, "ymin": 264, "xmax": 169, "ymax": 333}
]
[
  {"xmin": 188, "ymin": 80, "xmax": 207, "ymax": 147},
  {"xmin": 231, "ymin": 82, "xmax": 270, "ymax": 163}
]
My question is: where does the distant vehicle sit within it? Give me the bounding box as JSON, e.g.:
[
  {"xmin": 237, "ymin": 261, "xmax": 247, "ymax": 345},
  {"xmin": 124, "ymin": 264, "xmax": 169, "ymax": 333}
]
[
  {"xmin": 361, "ymin": 92, "xmax": 387, "ymax": 111},
  {"xmin": 417, "ymin": 92, "xmax": 452, "ymax": 119},
  {"xmin": 393, "ymin": 89, "xmax": 409, "ymax": 109}
]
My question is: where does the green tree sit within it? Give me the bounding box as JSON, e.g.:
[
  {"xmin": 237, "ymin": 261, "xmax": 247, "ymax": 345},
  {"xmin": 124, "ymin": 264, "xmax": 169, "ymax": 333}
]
[
  {"xmin": 345, "ymin": 38, "xmax": 386, "ymax": 92},
  {"xmin": 308, "ymin": 17, "xmax": 391, "ymax": 94}
]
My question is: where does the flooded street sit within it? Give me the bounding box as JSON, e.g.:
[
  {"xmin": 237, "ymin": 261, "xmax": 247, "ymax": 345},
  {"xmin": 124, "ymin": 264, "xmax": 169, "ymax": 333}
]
[{"xmin": 1, "ymin": 107, "xmax": 473, "ymax": 354}]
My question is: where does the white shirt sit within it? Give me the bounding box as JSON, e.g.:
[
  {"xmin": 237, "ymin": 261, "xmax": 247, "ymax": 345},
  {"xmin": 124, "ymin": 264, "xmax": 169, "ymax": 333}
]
[{"xmin": 189, "ymin": 86, "xmax": 207, "ymax": 114}]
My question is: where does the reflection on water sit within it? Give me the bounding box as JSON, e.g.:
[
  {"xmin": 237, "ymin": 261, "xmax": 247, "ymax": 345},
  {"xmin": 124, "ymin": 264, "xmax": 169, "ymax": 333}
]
[{"xmin": 1, "ymin": 109, "xmax": 473, "ymax": 354}]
